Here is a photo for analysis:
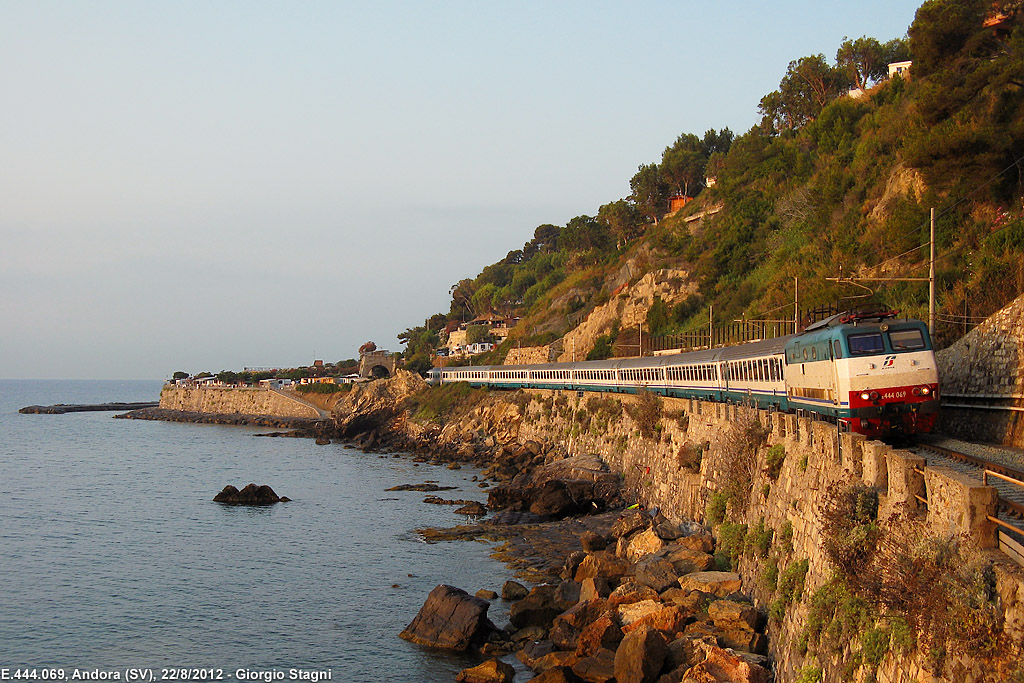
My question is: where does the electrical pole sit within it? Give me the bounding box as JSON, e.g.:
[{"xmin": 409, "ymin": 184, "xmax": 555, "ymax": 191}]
[
  {"xmin": 708, "ymin": 305, "xmax": 713, "ymax": 348},
  {"xmin": 638, "ymin": 323, "xmax": 642, "ymax": 358},
  {"xmin": 929, "ymin": 207, "xmax": 936, "ymax": 337},
  {"xmin": 794, "ymin": 277, "xmax": 799, "ymax": 333}
]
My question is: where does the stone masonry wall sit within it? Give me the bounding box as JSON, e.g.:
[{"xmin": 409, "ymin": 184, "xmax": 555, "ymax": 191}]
[
  {"xmin": 159, "ymin": 385, "xmax": 320, "ymax": 419},
  {"xmin": 509, "ymin": 389, "xmax": 1023, "ymax": 683},
  {"xmin": 503, "ymin": 345, "xmax": 555, "ymax": 365},
  {"xmin": 936, "ymin": 293, "xmax": 1024, "ymax": 446}
]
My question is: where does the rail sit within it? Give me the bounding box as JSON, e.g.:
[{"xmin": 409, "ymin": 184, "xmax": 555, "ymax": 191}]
[{"xmin": 913, "ymin": 438, "xmax": 1024, "ymax": 566}]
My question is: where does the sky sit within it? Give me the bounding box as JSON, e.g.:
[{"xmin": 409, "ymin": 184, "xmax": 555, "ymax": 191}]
[{"xmin": 0, "ymin": 0, "xmax": 925, "ymax": 379}]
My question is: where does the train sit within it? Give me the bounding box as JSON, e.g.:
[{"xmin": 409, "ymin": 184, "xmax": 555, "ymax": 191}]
[{"xmin": 427, "ymin": 310, "xmax": 940, "ymax": 438}]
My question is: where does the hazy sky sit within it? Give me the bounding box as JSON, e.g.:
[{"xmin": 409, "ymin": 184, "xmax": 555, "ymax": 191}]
[{"xmin": 1, "ymin": 1, "xmax": 924, "ymax": 379}]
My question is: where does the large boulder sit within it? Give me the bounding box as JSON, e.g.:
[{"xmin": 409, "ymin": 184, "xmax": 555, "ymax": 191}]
[
  {"xmin": 574, "ymin": 552, "xmax": 630, "ymax": 583},
  {"xmin": 502, "ymin": 580, "xmax": 530, "ymax": 601},
  {"xmin": 517, "ymin": 640, "xmax": 556, "ymax": 669},
  {"xmin": 456, "ymin": 659, "xmax": 515, "ymax": 683},
  {"xmin": 614, "ymin": 625, "xmax": 668, "ymax": 683},
  {"xmin": 625, "ymin": 528, "xmax": 666, "ymax": 561},
  {"xmin": 675, "ymin": 532, "xmax": 715, "ymax": 554},
  {"xmin": 575, "ymin": 614, "xmax": 624, "ymax": 658},
  {"xmin": 611, "ymin": 510, "xmax": 651, "ymax": 538},
  {"xmin": 608, "ymin": 581, "xmax": 660, "ymax": 608},
  {"xmin": 677, "ymin": 572, "xmax": 742, "ymax": 598},
  {"xmin": 550, "ymin": 599, "xmax": 609, "ymax": 651},
  {"xmin": 530, "ymin": 480, "xmax": 580, "ymax": 517},
  {"xmin": 620, "ymin": 604, "xmax": 688, "ymax": 639},
  {"xmin": 509, "ymin": 584, "xmax": 563, "ymax": 630},
  {"xmin": 633, "ymin": 556, "xmax": 679, "ymax": 592},
  {"xmin": 659, "ymin": 546, "xmax": 716, "ymax": 575},
  {"xmin": 571, "ymin": 647, "xmax": 617, "ymax": 683},
  {"xmin": 526, "ymin": 667, "xmax": 582, "ymax": 683},
  {"xmin": 707, "ymin": 599, "xmax": 759, "ymax": 632},
  {"xmin": 213, "ymin": 484, "xmax": 287, "ymax": 505},
  {"xmin": 579, "ymin": 577, "xmax": 612, "ymax": 603},
  {"xmin": 399, "ymin": 584, "xmax": 497, "ymax": 651},
  {"xmin": 616, "ymin": 600, "xmax": 663, "ymax": 627},
  {"xmin": 681, "ymin": 640, "xmax": 770, "ymax": 683}
]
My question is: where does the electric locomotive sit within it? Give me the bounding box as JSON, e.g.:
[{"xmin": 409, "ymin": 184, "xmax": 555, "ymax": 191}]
[
  {"xmin": 426, "ymin": 310, "xmax": 939, "ymax": 438},
  {"xmin": 784, "ymin": 310, "xmax": 939, "ymax": 437}
]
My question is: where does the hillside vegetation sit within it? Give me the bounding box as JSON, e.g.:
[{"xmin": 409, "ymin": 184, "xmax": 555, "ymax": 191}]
[{"xmin": 400, "ymin": 0, "xmax": 1024, "ymax": 370}]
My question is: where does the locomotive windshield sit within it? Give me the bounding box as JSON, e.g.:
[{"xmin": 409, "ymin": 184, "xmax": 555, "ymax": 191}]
[
  {"xmin": 848, "ymin": 333, "xmax": 884, "ymax": 355},
  {"xmin": 889, "ymin": 329, "xmax": 926, "ymax": 350}
]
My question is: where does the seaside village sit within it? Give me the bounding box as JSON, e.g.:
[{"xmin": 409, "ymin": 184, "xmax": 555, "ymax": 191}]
[{"xmin": 170, "ymin": 312, "xmax": 521, "ymax": 388}]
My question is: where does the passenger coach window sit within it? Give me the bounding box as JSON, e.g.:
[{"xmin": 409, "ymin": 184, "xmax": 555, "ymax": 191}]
[
  {"xmin": 848, "ymin": 333, "xmax": 885, "ymax": 355},
  {"xmin": 889, "ymin": 329, "xmax": 925, "ymax": 351}
]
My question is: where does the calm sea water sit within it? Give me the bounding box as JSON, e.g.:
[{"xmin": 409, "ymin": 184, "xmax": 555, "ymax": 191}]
[{"xmin": 0, "ymin": 380, "xmax": 519, "ymax": 681}]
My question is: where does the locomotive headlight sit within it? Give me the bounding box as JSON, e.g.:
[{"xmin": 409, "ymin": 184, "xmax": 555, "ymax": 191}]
[
  {"xmin": 869, "ymin": 391, "xmax": 880, "ymax": 401},
  {"xmin": 921, "ymin": 386, "xmax": 931, "ymax": 395},
  {"xmin": 860, "ymin": 392, "xmax": 871, "ymax": 401},
  {"xmin": 912, "ymin": 387, "xmax": 922, "ymax": 396}
]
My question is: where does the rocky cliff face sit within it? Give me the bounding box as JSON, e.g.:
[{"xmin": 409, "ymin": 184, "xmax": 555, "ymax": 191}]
[
  {"xmin": 556, "ymin": 269, "xmax": 698, "ymax": 362},
  {"xmin": 331, "ymin": 369, "xmax": 426, "ymax": 436}
]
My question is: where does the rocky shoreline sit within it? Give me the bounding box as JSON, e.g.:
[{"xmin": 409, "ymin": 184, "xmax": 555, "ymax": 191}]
[
  {"xmin": 122, "ymin": 374, "xmax": 774, "ymax": 682},
  {"xmin": 404, "ymin": 508, "xmax": 771, "ymax": 683}
]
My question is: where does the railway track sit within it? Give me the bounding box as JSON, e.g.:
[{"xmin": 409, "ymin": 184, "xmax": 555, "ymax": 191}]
[{"xmin": 910, "ymin": 435, "xmax": 1024, "ymax": 564}]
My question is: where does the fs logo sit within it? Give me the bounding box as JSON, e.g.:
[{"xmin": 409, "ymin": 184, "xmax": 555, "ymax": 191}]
[{"xmin": 882, "ymin": 355, "xmax": 897, "ymax": 368}]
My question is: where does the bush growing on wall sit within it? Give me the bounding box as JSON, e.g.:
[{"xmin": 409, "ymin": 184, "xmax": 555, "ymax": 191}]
[{"xmin": 624, "ymin": 390, "xmax": 663, "ymax": 438}]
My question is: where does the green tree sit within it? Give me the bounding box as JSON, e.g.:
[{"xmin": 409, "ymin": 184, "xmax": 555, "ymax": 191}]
[
  {"xmin": 471, "ymin": 283, "xmax": 498, "ymax": 315},
  {"xmin": 597, "ymin": 199, "xmax": 645, "ymax": 246},
  {"xmin": 702, "ymin": 128, "xmax": 734, "ymax": 155},
  {"xmin": 646, "ymin": 296, "xmax": 671, "ymax": 335},
  {"xmin": 760, "ymin": 54, "xmax": 846, "ymax": 131},
  {"xmin": 630, "ymin": 163, "xmax": 670, "ymax": 224},
  {"xmin": 172, "ymin": 371, "xmax": 188, "ymax": 381},
  {"xmin": 587, "ymin": 334, "xmax": 615, "ymax": 361},
  {"xmin": 560, "ymin": 215, "xmax": 612, "ymax": 252},
  {"xmin": 661, "ymin": 133, "xmax": 707, "ymax": 196},
  {"xmin": 836, "ymin": 36, "xmax": 887, "ymax": 90},
  {"xmin": 909, "ymin": 0, "xmax": 987, "ymax": 78},
  {"xmin": 465, "ymin": 324, "xmax": 491, "ymax": 344}
]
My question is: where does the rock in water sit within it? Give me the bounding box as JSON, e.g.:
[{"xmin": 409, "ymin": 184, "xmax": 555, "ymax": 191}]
[
  {"xmin": 400, "ymin": 584, "xmax": 497, "ymax": 651},
  {"xmin": 455, "ymin": 659, "xmax": 514, "ymax": 683},
  {"xmin": 213, "ymin": 484, "xmax": 286, "ymax": 505}
]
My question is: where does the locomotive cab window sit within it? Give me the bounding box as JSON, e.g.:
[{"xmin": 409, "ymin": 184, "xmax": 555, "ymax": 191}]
[
  {"xmin": 848, "ymin": 333, "xmax": 885, "ymax": 355},
  {"xmin": 833, "ymin": 340, "xmax": 842, "ymax": 359},
  {"xmin": 889, "ymin": 329, "xmax": 925, "ymax": 351}
]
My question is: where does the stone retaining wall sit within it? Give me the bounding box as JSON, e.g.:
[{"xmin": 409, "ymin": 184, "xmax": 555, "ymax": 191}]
[
  {"xmin": 937, "ymin": 293, "xmax": 1024, "ymax": 446},
  {"xmin": 512, "ymin": 389, "xmax": 1022, "ymax": 683},
  {"xmin": 158, "ymin": 385, "xmax": 320, "ymax": 419},
  {"xmin": 503, "ymin": 345, "xmax": 555, "ymax": 365}
]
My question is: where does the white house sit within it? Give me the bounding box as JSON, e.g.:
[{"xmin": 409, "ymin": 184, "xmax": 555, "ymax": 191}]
[{"xmin": 888, "ymin": 60, "xmax": 912, "ymax": 79}]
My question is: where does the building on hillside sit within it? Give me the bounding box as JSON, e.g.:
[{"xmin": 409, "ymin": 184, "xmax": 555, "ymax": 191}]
[
  {"xmin": 299, "ymin": 376, "xmax": 336, "ymax": 385},
  {"xmin": 312, "ymin": 359, "xmax": 324, "ymax": 368},
  {"xmin": 444, "ymin": 313, "xmax": 519, "ymax": 353},
  {"xmin": 667, "ymin": 194, "xmax": 694, "ymax": 215},
  {"xmin": 258, "ymin": 378, "xmax": 294, "ymax": 389},
  {"xmin": 465, "ymin": 342, "xmax": 494, "ymax": 355},
  {"xmin": 888, "ymin": 60, "xmax": 912, "ymax": 79}
]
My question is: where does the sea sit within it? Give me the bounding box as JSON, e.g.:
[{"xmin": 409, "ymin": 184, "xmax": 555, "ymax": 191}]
[{"xmin": 0, "ymin": 380, "xmax": 522, "ymax": 682}]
